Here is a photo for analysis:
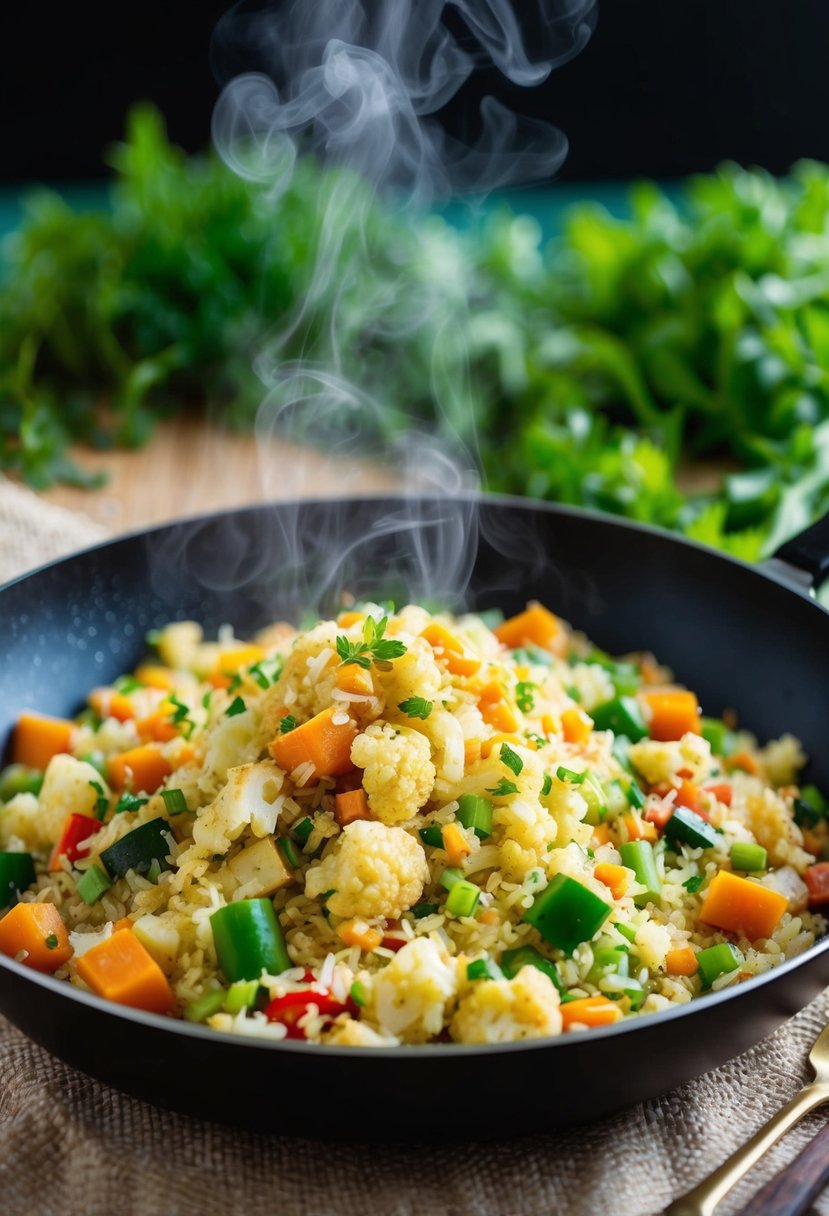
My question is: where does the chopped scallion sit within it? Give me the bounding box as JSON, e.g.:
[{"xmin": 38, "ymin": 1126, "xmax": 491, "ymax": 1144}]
[{"xmin": 161, "ymin": 788, "xmax": 188, "ymax": 816}]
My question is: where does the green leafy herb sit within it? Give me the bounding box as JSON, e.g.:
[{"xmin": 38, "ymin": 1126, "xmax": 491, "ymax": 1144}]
[
  {"xmin": 486, "ymin": 778, "xmax": 519, "ymax": 798},
  {"xmin": 397, "ymin": 696, "xmax": 433, "ymax": 720},
  {"xmin": 541, "ymin": 773, "xmax": 553, "ymax": 797},
  {"xmin": 336, "ymin": 615, "xmax": 407, "ymax": 672},
  {"xmin": 114, "ymin": 792, "xmax": 149, "ymax": 815},
  {"xmin": 279, "ymin": 714, "xmax": 297, "ymax": 734},
  {"xmin": 499, "ymin": 742, "xmax": 523, "ymax": 776},
  {"xmin": 683, "ymin": 875, "xmax": 705, "ymax": 893},
  {"xmin": 167, "ymin": 694, "xmax": 194, "ymax": 738},
  {"xmin": 88, "ymin": 779, "xmax": 109, "ymax": 820},
  {"xmin": 226, "ymin": 696, "xmax": 247, "ymax": 718},
  {"xmin": 115, "ymin": 676, "xmax": 143, "ymax": 695},
  {"xmin": 227, "ymin": 673, "xmax": 242, "ymax": 695},
  {"xmin": 201, "ymin": 691, "xmax": 212, "ymax": 711},
  {"xmin": 44, "ymin": 933, "xmax": 59, "ymax": 950}
]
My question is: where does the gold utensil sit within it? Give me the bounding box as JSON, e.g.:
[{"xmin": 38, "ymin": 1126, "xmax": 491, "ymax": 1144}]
[{"xmin": 665, "ymin": 1019, "xmax": 829, "ymax": 1216}]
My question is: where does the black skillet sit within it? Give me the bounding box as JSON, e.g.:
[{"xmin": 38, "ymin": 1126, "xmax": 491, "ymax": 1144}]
[{"xmin": 0, "ymin": 494, "xmax": 828, "ymax": 1137}]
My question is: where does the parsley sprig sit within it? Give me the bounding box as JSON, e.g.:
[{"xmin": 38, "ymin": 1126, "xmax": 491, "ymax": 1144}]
[
  {"xmin": 486, "ymin": 777, "xmax": 519, "ymax": 798},
  {"xmin": 398, "ymin": 697, "xmax": 433, "ymax": 720},
  {"xmin": 336, "ymin": 615, "xmax": 407, "ymax": 672}
]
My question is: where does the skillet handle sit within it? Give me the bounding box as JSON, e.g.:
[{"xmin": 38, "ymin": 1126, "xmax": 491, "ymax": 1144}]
[{"xmin": 768, "ymin": 513, "xmax": 829, "ymax": 592}]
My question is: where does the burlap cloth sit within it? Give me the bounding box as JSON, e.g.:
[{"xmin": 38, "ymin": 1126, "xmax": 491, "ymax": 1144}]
[{"xmin": 2, "ymin": 473, "xmax": 829, "ymax": 1216}]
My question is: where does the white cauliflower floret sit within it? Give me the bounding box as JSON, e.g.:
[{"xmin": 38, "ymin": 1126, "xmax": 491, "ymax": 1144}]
[
  {"xmin": 200, "ymin": 710, "xmax": 261, "ymax": 791},
  {"xmin": 635, "ymin": 920, "xmax": 671, "ymax": 970},
  {"xmin": 257, "ymin": 622, "xmax": 340, "ymax": 743},
  {"xmin": 495, "ymin": 798, "xmax": 558, "ymax": 881},
  {"xmin": 304, "ymin": 820, "xmax": 428, "ymax": 919},
  {"xmin": 567, "ymin": 663, "xmax": 616, "ymax": 712},
  {"xmin": 192, "ymin": 761, "xmax": 284, "ymax": 855},
  {"xmin": 628, "ymin": 733, "xmax": 713, "ymax": 787},
  {"xmin": 33, "ymin": 754, "xmax": 109, "ymax": 850},
  {"xmin": 351, "ymin": 722, "xmax": 435, "ymax": 824},
  {"xmin": 740, "ymin": 782, "xmax": 812, "ymax": 873},
  {"xmin": 450, "ymin": 965, "xmax": 562, "ymax": 1044},
  {"xmin": 378, "ymin": 642, "xmax": 443, "ymax": 723},
  {"xmin": 370, "ymin": 937, "xmax": 457, "ymax": 1041}
]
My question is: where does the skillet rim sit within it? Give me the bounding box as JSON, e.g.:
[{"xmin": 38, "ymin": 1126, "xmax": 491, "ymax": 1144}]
[{"xmin": 1, "ymin": 491, "xmax": 827, "ymax": 1060}]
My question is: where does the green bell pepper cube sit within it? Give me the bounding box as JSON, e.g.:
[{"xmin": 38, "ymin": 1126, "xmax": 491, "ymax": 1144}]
[
  {"xmin": 500, "ymin": 944, "xmax": 567, "ymax": 996},
  {"xmin": 700, "ymin": 717, "xmax": 737, "ymax": 757},
  {"xmin": 211, "ymin": 898, "xmax": 291, "ymax": 982},
  {"xmin": 523, "ymin": 873, "xmax": 611, "ymax": 955},
  {"xmin": 184, "ymin": 988, "xmax": 227, "ymax": 1023},
  {"xmin": 223, "ymin": 979, "xmax": 261, "ymax": 1014},
  {"xmin": 664, "ymin": 807, "xmax": 720, "ymax": 851},
  {"xmin": 588, "ymin": 944, "xmax": 629, "ymax": 984},
  {"xmin": 697, "ymin": 941, "xmax": 743, "ymax": 989},
  {"xmin": 76, "ymin": 864, "xmax": 112, "ymax": 905},
  {"xmin": 440, "ymin": 868, "xmax": 481, "ymax": 917},
  {"xmin": 457, "ymin": 794, "xmax": 493, "ymax": 839},
  {"xmin": 625, "ymin": 779, "xmax": 646, "ymax": 810},
  {"xmin": 0, "ymin": 852, "xmax": 35, "ymax": 908},
  {"xmin": 592, "ymin": 697, "xmax": 649, "ymax": 743},
  {"xmin": 466, "ymin": 958, "xmax": 504, "ymax": 982},
  {"xmin": 619, "ymin": 841, "xmax": 661, "ymax": 907}
]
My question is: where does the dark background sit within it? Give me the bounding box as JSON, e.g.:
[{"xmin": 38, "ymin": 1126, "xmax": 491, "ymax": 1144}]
[{"xmin": 3, "ymin": 0, "xmax": 828, "ymax": 185}]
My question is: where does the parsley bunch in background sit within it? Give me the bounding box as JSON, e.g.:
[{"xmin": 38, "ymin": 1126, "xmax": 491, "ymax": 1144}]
[{"xmin": 4, "ymin": 104, "xmax": 829, "ymax": 567}]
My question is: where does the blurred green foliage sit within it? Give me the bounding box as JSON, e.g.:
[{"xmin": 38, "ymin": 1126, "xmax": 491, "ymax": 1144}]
[{"xmin": 4, "ymin": 105, "xmax": 829, "ymax": 563}]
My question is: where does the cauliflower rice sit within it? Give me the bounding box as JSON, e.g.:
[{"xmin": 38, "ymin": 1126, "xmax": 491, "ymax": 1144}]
[{"xmin": 0, "ymin": 601, "xmax": 826, "ymax": 1047}]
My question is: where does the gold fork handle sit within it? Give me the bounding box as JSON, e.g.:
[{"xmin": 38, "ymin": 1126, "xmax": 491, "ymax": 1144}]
[{"xmin": 664, "ymin": 1082, "xmax": 829, "ymax": 1216}]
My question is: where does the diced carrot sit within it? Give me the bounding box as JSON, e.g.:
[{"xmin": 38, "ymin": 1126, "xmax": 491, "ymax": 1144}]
[
  {"xmin": 338, "ymin": 920, "xmax": 383, "ymax": 952},
  {"xmin": 805, "ymin": 863, "xmax": 829, "ymax": 906},
  {"xmin": 622, "ymin": 812, "xmax": 657, "ymax": 843},
  {"xmin": 335, "ymin": 664, "xmax": 374, "ymax": 697},
  {"xmin": 704, "ymin": 783, "xmax": 733, "ymax": 807},
  {"xmin": 216, "ymin": 645, "xmax": 264, "ymax": 674},
  {"xmin": 108, "ymin": 745, "xmax": 172, "ymax": 793},
  {"xmin": 136, "ymin": 704, "xmax": 180, "ymax": 744},
  {"xmin": 135, "ymin": 664, "xmax": 176, "ymax": 691},
  {"xmin": 594, "ymin": 862, "xmax": 629, "ymax": 901},
  {"xmin": 75, "ymin": 928, "xmax": 173, "ymax": 1014},
  {"xmin": 209, "ymin": 671, "xmax": 232, "ymax": 690},
  {"xmin": 665, "ymin": 947, "xmax": 699, "ymax": 977},
  {"xmin": 699, "ymin": 870, "xmax": 788, "ymax": 941},
  {"xmin": 442, "ymin": 822, "xmax": 472, "ymax": 866},
  {"xmin": 269, "ymin": 706, "xmax": 357, "ymax": 778},
  {"xmin": 12, "ymin": 712, "xmax": 74, "ymax": 771},
  {"xmin": 560, "ymin": 996, "xmax": 623, "ymax": 1030},
  {"xmin": 0, "ymin": 902, "xmax": 72, "ymax": 972},
  {"xmin": 477, "ymin": 682, "xmax": 518, "ymax": 733},
  {"xmin": 561, "ymin": 706, "xmax": 594, "ymax": 745},
  {"xmin": 674, "ymin": 780, "xmax": 700, "ymax": 814},
  {"xmin": 639, "ymin": 689, "xmax": 701, "ymax": 741},
  {"xmin": 728, "ymin": 751, "xmax": 760, "ymax": 776},
  {"xmin": 334, "ymin": 788, "xmax": 371, "ymax": 827},
  {"xmin": 591, "ymin": 823, "xmax": 613, "ymax": 847},
  {"xmin": 803, "ymin": 828, "xmax": 824, "ymax": 858},
  {"xmin": 337, "ymin": 611, "xmax": 364, "ymax": 628},
  {"xmin": 112, "ymin": 917, "xmax": 134, "ymax": 934},
  {"xmin": 174, "ymin": 744, "xmax": 197, "ymax": 769},
  {"xmin": 420, "ymin": 624, "xmax": 481, "ymax": 677},
  {"xmin": 494, "ymin": 604, "xmax": 561, "ymax": 653},
  {"xmin": 89, "ymin": 688, "xmax": 136, "ymax": 723}
]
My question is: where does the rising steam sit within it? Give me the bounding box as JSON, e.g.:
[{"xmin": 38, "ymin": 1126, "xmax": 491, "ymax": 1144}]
[{"xmin": 177, "ymin": 0, "xmax": 598, "ymax": 615}]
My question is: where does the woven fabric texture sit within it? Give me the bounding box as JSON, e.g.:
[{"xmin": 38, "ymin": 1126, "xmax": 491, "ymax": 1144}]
[{"xmin": 2, "ymin": 475, "xmax": 829, "ymax": 1216}]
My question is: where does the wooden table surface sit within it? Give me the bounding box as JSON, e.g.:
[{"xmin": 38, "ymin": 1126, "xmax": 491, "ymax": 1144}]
[{"xmin": 38, "ymin": 416, "xmax": 398, "ymax": 532}]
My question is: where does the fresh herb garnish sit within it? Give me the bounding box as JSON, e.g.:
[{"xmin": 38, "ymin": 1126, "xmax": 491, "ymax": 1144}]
[
  {"xmin": 227, "ymin": 673, "xmax": 242, "ymax": 695},
  {"xmin": 279, "ymin": 714, "xmax": 297, "ymax": 734},
  {"xmin": 683, "ymin": 875, "xmax": 705, "ymax": 893},
  {"xmin": 541, "ymin": 773, "xmax": 553, "ymax": 797},
  {"xmin": 486, "ymin": 778, "xmax": 519, "ymax": 798},
  {"xmin": 226, "ymin": 696, "xmax": 247, "ymax": 718},
  {"xmin": 248, "ymin": 658, "xmax": 282, "ymax": 690},
  {"xmin": 161, "ymin": 788, "xmax": 188, "ymax": 816},
  {"xmin": 88, "ymin": 779, "xmax": 109, "ymax": 820},
  {"xmin": 167, "ymin": 693, "xmax": 195, "ymax": 738},
  {"xmin": 336, "ymin": 615, "xmax": 407, "ymax": 672},
  {"xmin": 499, "ymin": 743, "xmax": 523, "ymax": 776},
  {"xmin": 201, "ymin": 690, "xmax": 212, "ymax": 711},
  {"xmin": 115, "ymin": 676, "xmax": 143, "ymax": 695},
  {"xmin": 398, "ymin": 696, "xmax": 433, "ymax": 720},
  {"xmin": 44, "ymin": 933, "xmax": 59, "ymax": 950},
  {"xmin": 114, "ymin": 792, "xmax": 149, "ymax": 815}
]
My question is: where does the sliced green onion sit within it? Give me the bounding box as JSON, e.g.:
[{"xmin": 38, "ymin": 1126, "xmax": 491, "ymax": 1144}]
[
  {"xmin": 76, "ymin": 864, "xmax": 112, "ymax": 905},
  {"xmin": 161, "ymin": 788, "xmax": 189, "ymax": 816},
  {"xmin": 697, "ymin": 942, "xmax": 743, "ymax": 989},
  {"xmin": 664, "ymin": 807, "xmax": 720, "ymax": 851},
  {"xmin": 615, "ymin": 921, "xmax": 638, "ymax": 944},
  {"xmin": 580, "ymin": 773, "xmax": 608, "ymax": 826},
  {"xmin": 556, "ymin": 765, "xmax": 587, "ymax": 784},
  {"xmin": 541, "ymin": 773, "xmax": 553, "ymax": 797},
  {"xmin": 0, "ymin": 765, "xmax": 44, "ymax": 801},
  {"xmin": 440, "ymin": 869, "xmax": 480, "ymax": 917},
  {"xmin": 619, "ymin": 841, "xmax": 661, "ymax": 907},
  {"xmin": 279, "ymin": 837, "xmax": 301, "ymax": 869},
  {"xmin": 184, "ymin": 988, "xmax": 227, "ymax": 1023},
  {"xmin": 224, "ymin": 979, "xmax": 260, "ymax": 1014},
  {"xmin": 349, "ymin": 980, "xmax": 367, "ymax": 1008},
  {"xmin": 523, "ymin": 873, "xmax": 611, "ymax": 955},
  {"xmin": 419, "ymin": 825, "xmax": 445, "ymax": 848},
  {"xmin": 457, "ymin": 794, "xmax": 493, "ymax": 839},
  {"xmin": 411, "ymin": 902, "xmax": 439, "ymax": 920},
  {"xmin": 293, "ymin": 817, "xmax": 314, "ymax": 845},
  {"xmin": 602, "ymin": 779, "xmax": 629, "ymax": 819},
  {"xmin": 466, "ymin": 958, "xmax": 503, "ymax": 982},
  {"xmin": 591, "ymin": 697, "xmax": 649, "ymax": 742},
  {"xmin": 730, "ymin": 841, "xmax": 768, "ymax": 872}
]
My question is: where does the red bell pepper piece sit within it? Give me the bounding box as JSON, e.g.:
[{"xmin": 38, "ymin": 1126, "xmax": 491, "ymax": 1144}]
[
  {"xmin": 704, "ymin": 783, "xmax": 733, "ymax": 807},
  {"xmin": 48, "ymin": 814, "xmax": 101, "ymax": 873},
  {"xmin": 264, "ymin": 987, "xmax": 352, "ymax": 1039},
  {"xmin": 805, "ymin": 863, "xmax": 829, "ymax": 906}
]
